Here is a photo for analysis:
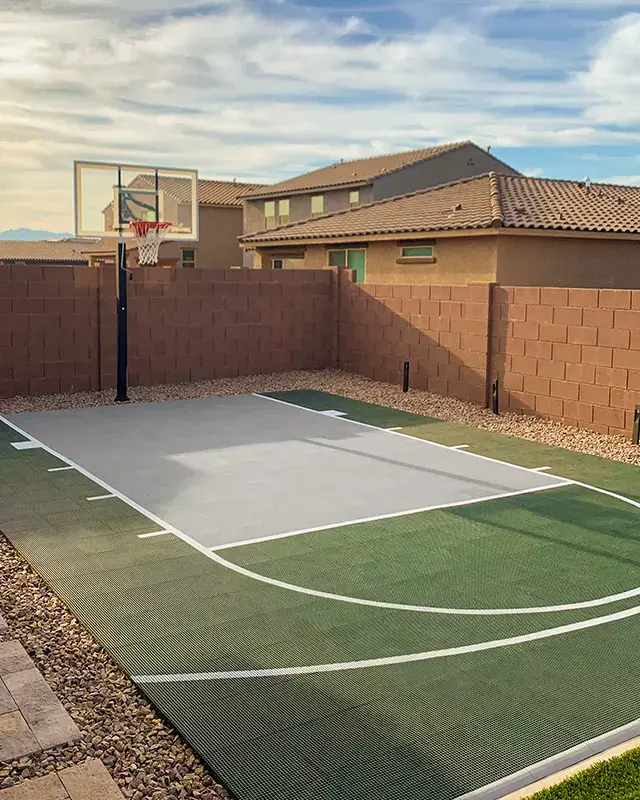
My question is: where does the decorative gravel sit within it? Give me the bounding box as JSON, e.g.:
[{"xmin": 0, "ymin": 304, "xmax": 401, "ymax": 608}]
[
  {"xmin": 0, "ymin": 537, "xmax": 228, "ymax": 799},
  {"xmin": 1, "ymin": 369, "xmax": 638, "ymax": 466}
]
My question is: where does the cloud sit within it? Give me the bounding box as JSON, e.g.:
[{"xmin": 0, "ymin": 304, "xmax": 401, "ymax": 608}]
[
  {"xmin": 0, "ymin": 0, "xmax": 639, "ymax": 230},
  {"xmin": 579, "ymin": 13, "xmax": 640, "ymax": 125},
  {"xmin": 601, "ymin": 175, "xmax": 640, "ymax": 185}
]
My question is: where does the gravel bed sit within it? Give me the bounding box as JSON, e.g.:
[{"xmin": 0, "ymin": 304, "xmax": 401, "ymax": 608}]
[
  {"xmin": 0, "ymin": 537, "xmax": 228, "ymax": 800},
  {"xmin": 1, "ymin": 369, "xmax": 638, "ymax": 466}
]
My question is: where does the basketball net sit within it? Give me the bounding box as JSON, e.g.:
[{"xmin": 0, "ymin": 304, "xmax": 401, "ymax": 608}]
[{"xmin": 129, "ymin": 221, "xmax": 172, "ymax": 265}]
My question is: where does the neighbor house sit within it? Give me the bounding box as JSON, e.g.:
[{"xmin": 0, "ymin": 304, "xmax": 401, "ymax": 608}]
[
  {"xmin": 240, "ymin": 140, "xmax": 520, "ymax": 258},
  {"xmin": 0, "ymin": 239, "xmax": 112, "ymax": 268},
  {"xmin": 241, "ymin": 173, "xmax": 640, "ymax": 288},
  {"xmin": 105, "ymin": 178, "xmax": 266, "ymax": 269}
]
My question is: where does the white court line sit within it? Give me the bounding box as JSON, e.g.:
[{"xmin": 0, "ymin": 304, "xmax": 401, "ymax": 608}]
[
  {"xmin": 210, "ymin": 481, "xmax": 573, "ymax": 552},
  {"xmin": 137, "ymin": 530, "xmax": 171, "ymax": 539},
  {"xmin": 208, "ymin": 548, "xmax": 640, "ymax": 616},
  {"xmin": 319, "ymin": 409, "xmax": 348, "ymax": 417},
  {"xmin": 386, "ymin": 427, "xmax": 403, "ymax": 431},
  {"xmin": 131, "ymin": 601, "xmax": 640, "ymax": 683},
  {"xmin": 86, "ymin": 494, "xmax": 116, "ymax": 501},
  {"xmin": 10, "ymin": 440, "xmax": 42, "ymax": 450},
  {"xmin": 252, "ymin": 393, "xmax": 577, "ymax": 480},
  {"xmin": 3, "ymin": 412, "xmax": 639, "ymax": 800},
  {"xmin": 47, "ymin": 466, "xmax": 75, "ymax": 472},
  {"xmin": 533, "ymin": 466, "xmax": 552, "ymax": 472},
  {"xmin": 450, "ymin": 444, "xmax": 470, "ymax": 450}
]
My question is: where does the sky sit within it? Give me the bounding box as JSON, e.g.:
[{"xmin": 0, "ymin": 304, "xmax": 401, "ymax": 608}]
[{"xmin": 0, "ymin": 0, "xmax": 639, "ymax": 232}]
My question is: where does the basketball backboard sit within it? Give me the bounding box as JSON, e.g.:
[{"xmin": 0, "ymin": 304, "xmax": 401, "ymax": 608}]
[{"xmin": 73, "ymin": 161, "xmax": 199, "ymax": 241}]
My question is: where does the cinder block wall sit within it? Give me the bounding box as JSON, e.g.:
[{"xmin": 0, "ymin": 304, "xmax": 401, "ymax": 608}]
[
  {"xmin": 491, "ymin": 287, "xmax": 640, "ymax": 436},
  {"xmin": 0, "ymin": 265, "xmax": 101, "ymax": 397},
  {"xmin": 2, "ymin": 266, "xmax": 639, "ymax": 438},
  {"xmin": 338, "ymin": 275, "xmax": 490, "ymax": 406},
  {"xmin": 0, "ymin": 265, "xmax": 333, "ymax": 397}
]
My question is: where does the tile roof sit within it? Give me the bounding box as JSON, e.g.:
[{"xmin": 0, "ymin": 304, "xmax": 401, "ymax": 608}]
[
  {"xmin": 134, "ymin": 176, "xmax": 266, "ymax": 206},
  {"xmin": 242, "ymin": 173, "xmax": 640, "ymax": 243},
  {"xmin": 238, "ymin": 141, "xmax": 477, "ymax": 198},
  {"xmin": 0, "ymin": 239, "xmax": 108, "ymax": 263}
]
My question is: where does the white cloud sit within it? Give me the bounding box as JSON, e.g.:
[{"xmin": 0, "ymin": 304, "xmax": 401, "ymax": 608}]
[
  {"xmin": 0, "ymin": 0, "xmax": 639, "ymax": 230},
  {"xmin": 579, "ymin": 13, "xmax": 640, "ymax": 125},
  {"xmin": 601, "ymin": 175, "xmax": 640, "ymax": 185}
]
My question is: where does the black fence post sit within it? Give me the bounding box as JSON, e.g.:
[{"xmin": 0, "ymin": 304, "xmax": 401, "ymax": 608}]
[
  {"xmin": 403, "ymin": 361, "xmax": 410, "ymax": 393},
  {"xmin": 491, "ymin": 377, "xmax": 499, "ymax": 415}
]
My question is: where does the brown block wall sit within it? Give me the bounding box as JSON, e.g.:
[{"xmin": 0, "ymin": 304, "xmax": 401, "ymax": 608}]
[
  {"xmin": 127, "ymin": 268, "xmax": 333, "ymax": 386},
  {"xmin": 0, "ymin": 264, "xmax": 101, "ymax": 397},
  {"xmin": 338, "ymin": 274, "xmax": 490, "ymax": 405},
  {"xmin": 492, "ymin": 287, "xmax": 640, "ymax": 436},
  {"xmin": 0, "ymin": 265, "xmax": 333, "ymax": 398}
]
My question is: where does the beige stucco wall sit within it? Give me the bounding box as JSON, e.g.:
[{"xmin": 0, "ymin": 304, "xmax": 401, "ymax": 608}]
[
  {"xmin": 157, "ymin": 205, "xmax": 244, "ymax": 269},
  {"xmin": 371, "ymin": 144, "xmax": 520, "ymax": 201},
  {"xmin": 496, "ymin": 234, "xmax": 640, "ymax": 288},
  {"xmin": 252, "ymin": 235, "xmax": 498, "ymax": 284},
  {"xmin": 243, "ymin": 185, "xmax": 374, "ymax": 235}
]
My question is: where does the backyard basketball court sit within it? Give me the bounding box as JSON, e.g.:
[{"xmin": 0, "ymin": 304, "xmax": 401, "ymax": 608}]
[{"xmin": 1, "ymin": 391, "xmax": 639, "ymax": 800}]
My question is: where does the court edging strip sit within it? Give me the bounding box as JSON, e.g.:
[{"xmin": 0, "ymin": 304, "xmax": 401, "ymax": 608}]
[
  {"xmin": 2, "ymin": 412, "xmax": 640, "ymax": 800},
  {"xmin": 454, "ymin": 719, "xmax": 640, "ymax": 800}
]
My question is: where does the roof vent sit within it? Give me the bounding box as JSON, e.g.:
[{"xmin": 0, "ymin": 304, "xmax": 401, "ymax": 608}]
[
  {"xmin": 487, "ymin": 145, "xmax": 492, "ymax": 153},
  {"xmin": 454, "ymin": 203, "xmax": 463, "ymax": 211},
  {"xmin": 584, "ymin": 176, "xmax": 592, "ymax": 195},
  {"xmin": 617, "ymin": 196, "xmax": 625, "ymax": 204},
  {"xmin": 515, "ymin": 206, "xmax": 526, "ymax": 215}
]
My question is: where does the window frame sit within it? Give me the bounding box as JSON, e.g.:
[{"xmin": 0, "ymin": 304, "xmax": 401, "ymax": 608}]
[
  {"xmin": 272, "ymin": 258, "xmax": 284, "ymax": 270},
  {"xmin": 181, "ymin": 247, "xmax": 196, "ymax": 268},
  {"xmin": 264, "ymin": 200, "xmax": 276, "ymax": 228},
  {"xmin": 396, "ymin": 240, "xmax": 436, "ymax": 264},
  {"xmin": 349, "ymin": 189, "xmax": 361, "ymax": 208},
  {"xmin": 277, "ymin": 198, "xmax": 290, "ymax": 226},
  {"xmin": 311, "ymin": 194, "xmax": 325, "ymax": 217}
]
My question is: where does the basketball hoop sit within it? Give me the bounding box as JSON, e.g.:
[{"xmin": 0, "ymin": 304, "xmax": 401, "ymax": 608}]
[{"xmin": 129, "ymin": 221, "xmax": 172, "ymax": 265}]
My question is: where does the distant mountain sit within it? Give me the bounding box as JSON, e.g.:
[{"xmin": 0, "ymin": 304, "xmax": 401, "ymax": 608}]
[{"xmin": 0, "ymin": 228, "xmax": 75, "ymax": 241}]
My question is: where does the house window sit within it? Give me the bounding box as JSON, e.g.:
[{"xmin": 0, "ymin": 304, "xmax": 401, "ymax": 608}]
[
  {"xmin": 402, "ymin": 246, "xmax": 433, "ymax": 258},
  {"xmin": 349, "ymin": 190, "xmax": 360, "ymax": 208},
  {"xmin": 264, "ymin": 200, "xmax": 276, "ymax": 228},
  {"xmin": 181, "ymin": 248, "xmax": 196, "ymax": 268},
  {"xmin": 397, "ymin": 241, "xmax": 436, "ymax": 263},
  {"xmin": 278, "ymin": 198, "xmax": 290, "ymax": 225},
  {"xmin": 311, "ymin": 195, "xmax": 324, "ymax": 217},
  {"xmin": 328, "ymin": 249, "xmax": 366, "ymax": 283},
  {"xmin": 272, "ymin": 259, "xmax": 283, "ymax": 269},
  {"xmin": 328, "ymin": 250, "xmax": 346, "ymax": 268}
]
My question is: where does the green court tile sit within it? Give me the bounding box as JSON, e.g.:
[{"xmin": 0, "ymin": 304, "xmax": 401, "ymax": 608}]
[{"xmin": 264, "ymin": 389, "xmax": 428, "ymax": 428}]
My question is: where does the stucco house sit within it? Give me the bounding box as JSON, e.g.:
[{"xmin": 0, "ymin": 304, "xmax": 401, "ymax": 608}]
[
  {"xmin": 241, "ymin": 173, "xmax": 640, "ymax": 288},
  {"xmin": 240, "ymin": 141, "xmax": 520, "ymax": 254},
  {"xmin": 104, "ymin": 177, "xmax": 266, "ymax": 269}
]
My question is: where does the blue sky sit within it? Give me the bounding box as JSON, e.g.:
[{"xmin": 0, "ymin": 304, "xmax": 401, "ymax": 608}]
[{"xmin": 1, "ymin": 0, "xmax": 639, "ymax": 231}]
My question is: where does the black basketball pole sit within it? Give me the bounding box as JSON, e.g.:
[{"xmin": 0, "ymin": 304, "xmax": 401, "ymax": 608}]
[{"xmin": 115, "ymin": 239, "xmax": 129, "ymax": 402}]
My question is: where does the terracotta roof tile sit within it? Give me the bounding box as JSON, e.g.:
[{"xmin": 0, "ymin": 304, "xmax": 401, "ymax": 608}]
[
  {"xmin": 238, "ymin": 141, "xmax": 475, "ymax": 198},
  {"xmin": 0, "ymin": 239, "xmax": 107, "ymax": 263},
  {"xmin": 242, "ymin": 173, "xmax": 640, "ymax": 243},
  {"xmin": 134, "ymin": 176, "xmax": 266, "ymax": 206}
]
